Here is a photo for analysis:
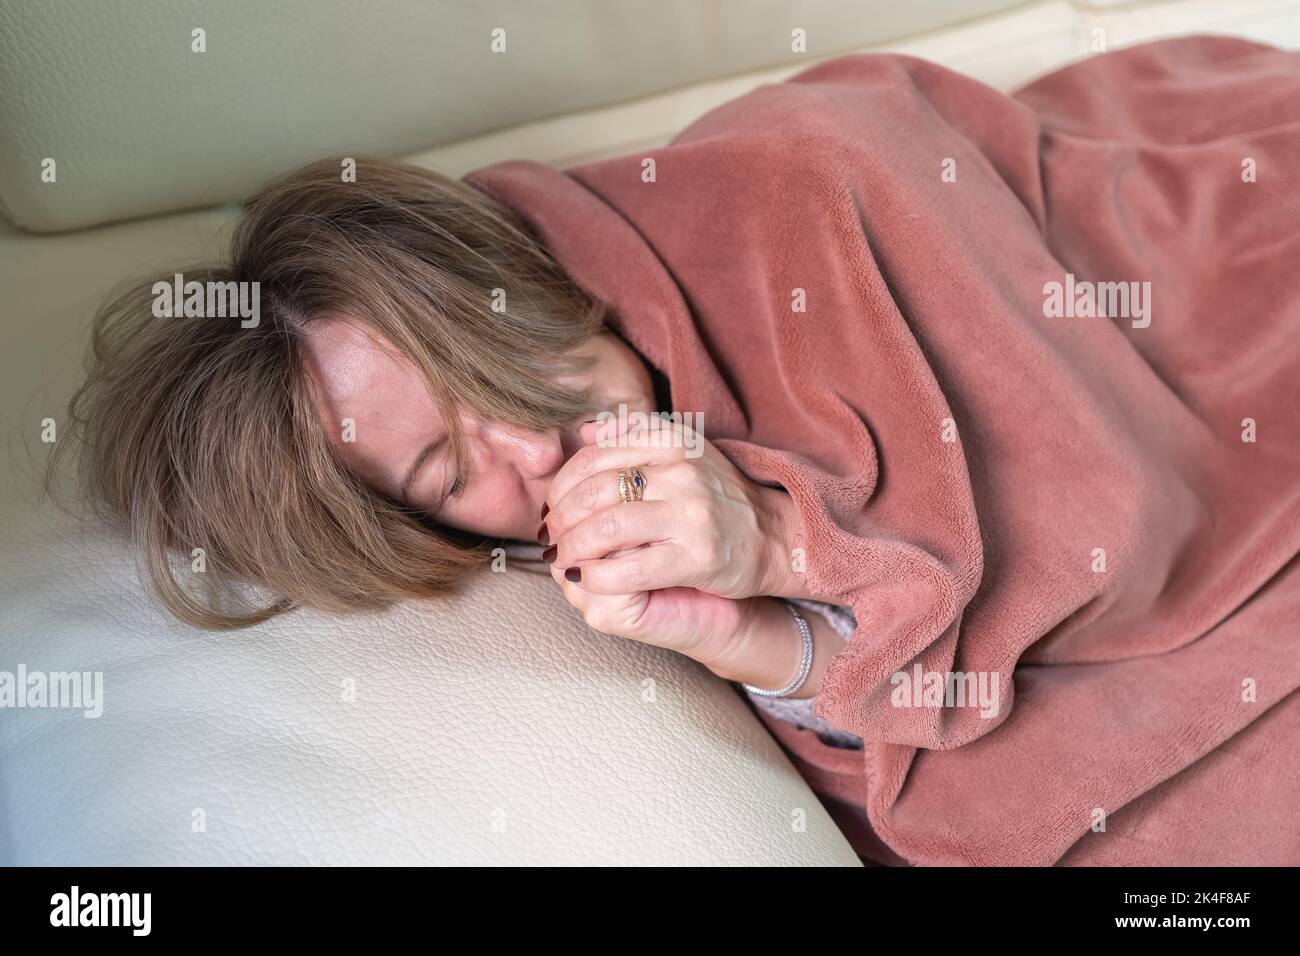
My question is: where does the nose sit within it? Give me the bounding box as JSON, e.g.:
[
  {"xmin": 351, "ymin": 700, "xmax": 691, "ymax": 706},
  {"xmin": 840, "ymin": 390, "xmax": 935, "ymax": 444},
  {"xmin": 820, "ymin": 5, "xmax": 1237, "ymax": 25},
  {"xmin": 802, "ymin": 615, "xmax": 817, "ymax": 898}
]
[{"xmin": 476, "ymin": 416, "xmax": 567, "ymax": 480}]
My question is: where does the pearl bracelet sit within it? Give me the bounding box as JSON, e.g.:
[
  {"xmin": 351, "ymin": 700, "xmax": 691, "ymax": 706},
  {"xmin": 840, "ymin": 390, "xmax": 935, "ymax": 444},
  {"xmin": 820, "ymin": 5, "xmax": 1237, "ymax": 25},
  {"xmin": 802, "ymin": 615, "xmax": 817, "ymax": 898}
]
[{"xmin": 742, "ymin": 600, "xmax": 815, "ymax": 698}]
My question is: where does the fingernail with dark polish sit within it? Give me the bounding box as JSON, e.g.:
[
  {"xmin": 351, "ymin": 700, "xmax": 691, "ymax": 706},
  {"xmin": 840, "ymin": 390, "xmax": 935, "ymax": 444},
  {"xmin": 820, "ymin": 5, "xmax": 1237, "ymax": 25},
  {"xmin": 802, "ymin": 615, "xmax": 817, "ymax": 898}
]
[
  {"xmin": 542, "ymin": 545, "xmax": 557, "ymax": 563},
  {"xmin": 565, "ymin": 567, "xmax": 581, "ymax": 582},
  {"xmin": 537, "ymin": 522, "xmax": 549, "ymax": 545},
  {"xmin": 540, "ymin": 502, "xmax": 549, "ymax": 520}
]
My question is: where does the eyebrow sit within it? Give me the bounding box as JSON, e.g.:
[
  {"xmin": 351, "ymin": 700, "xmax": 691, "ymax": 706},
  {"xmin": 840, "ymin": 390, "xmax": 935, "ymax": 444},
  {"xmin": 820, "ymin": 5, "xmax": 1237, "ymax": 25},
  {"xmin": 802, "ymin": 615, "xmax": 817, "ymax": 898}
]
[{"xmin": 399, "ymin": 438, "xmax": 442, "ymax": 506}]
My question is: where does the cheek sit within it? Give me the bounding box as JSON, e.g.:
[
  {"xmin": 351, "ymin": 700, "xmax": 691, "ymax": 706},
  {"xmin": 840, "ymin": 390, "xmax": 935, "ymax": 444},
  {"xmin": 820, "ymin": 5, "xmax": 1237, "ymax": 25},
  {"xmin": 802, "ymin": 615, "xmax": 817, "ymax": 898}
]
[{"xmin": 437, "ymin": 468, "xmax": 526, "ymax": 537}]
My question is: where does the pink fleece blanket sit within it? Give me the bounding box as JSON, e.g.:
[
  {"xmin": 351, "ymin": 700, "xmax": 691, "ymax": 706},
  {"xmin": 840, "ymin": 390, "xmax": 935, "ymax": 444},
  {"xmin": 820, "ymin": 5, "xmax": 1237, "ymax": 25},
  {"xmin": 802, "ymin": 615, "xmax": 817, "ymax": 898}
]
[{"xmin": 465, "ymin": 36, "xmax": 1300, "ymax": 866}]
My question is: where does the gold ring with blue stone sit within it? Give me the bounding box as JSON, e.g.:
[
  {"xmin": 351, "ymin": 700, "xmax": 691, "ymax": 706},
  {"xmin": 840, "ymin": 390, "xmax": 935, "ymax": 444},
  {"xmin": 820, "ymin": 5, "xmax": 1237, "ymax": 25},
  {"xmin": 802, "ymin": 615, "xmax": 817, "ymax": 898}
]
[{"xmin": 618, "ymin": 466, "xmax": 647, "ymax": 503}]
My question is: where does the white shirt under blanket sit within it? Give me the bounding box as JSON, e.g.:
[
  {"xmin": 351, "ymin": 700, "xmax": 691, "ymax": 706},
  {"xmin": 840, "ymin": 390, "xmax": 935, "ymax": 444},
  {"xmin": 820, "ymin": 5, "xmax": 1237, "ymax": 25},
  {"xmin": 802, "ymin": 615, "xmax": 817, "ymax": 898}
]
[{"xmin": 741, "ymin": 599, "xmax": 864, "ymax": 750}]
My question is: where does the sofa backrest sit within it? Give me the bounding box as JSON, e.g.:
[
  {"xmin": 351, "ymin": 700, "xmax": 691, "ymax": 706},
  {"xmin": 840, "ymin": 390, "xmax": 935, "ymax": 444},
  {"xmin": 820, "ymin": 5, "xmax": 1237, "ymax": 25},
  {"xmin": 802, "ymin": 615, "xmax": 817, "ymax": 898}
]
[{"xmin": 0, "ymin": 0, "xmax": 1022, "ymax": 231}]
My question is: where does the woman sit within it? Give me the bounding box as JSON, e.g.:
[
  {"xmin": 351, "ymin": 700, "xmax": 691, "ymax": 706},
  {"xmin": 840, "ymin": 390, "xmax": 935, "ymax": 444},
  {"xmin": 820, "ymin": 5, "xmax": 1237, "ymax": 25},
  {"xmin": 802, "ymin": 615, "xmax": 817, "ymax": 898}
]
[
  {"xmin": 52, "ymin": 158, "xmax": 864, "ymax": 748},
  {"xmin": 53, "ymin": 37, "xmax": 1300, "ymax": 865}
]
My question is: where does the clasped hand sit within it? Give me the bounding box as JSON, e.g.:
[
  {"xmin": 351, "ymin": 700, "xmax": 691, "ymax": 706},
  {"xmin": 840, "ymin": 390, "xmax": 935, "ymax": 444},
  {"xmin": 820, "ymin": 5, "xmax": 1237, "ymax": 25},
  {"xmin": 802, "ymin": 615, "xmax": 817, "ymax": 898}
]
[{"xmin": 541, "ymin": 416, "xmax": 788, "ymax": 662}]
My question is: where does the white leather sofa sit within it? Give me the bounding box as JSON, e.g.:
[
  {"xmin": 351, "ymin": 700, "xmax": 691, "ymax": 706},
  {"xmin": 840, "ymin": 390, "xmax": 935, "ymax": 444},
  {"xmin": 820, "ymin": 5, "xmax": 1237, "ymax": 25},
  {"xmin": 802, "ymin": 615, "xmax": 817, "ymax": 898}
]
[{"xmin": 2, "ymin": 0, "xmax": 1297, "ymax": 865}]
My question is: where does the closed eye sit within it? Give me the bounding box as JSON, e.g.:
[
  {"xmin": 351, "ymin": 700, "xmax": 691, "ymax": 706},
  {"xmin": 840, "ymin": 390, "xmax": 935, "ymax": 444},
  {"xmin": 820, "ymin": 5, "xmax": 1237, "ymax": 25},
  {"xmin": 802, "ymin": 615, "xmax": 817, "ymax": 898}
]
[
  {"xmin": 435, "ymin": 452, "xmax": 468, "ymax": 511},
  {"xmin": 400, "ymin": 438, "xmax": 440, "ymax": 506}
]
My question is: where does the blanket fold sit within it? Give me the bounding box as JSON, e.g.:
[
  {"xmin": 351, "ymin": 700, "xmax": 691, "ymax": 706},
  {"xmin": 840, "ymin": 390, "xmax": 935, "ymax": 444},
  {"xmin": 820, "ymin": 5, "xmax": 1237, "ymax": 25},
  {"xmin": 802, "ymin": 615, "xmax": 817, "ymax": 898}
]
[{"xmin": 465, "ymin": 35, "xmax": 1300, "ymax": 865}]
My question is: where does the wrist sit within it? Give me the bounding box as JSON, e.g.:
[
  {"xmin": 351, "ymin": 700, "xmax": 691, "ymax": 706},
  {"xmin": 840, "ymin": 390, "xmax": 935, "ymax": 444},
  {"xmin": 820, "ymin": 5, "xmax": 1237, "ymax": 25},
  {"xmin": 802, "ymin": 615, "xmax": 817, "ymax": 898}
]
[
  {"xmin": 755, "ymin": 484, "xmax": 815, "ymax": 601},
  {"xmin": 691, "ymin": 596, "xmax": 773, "ymax": 682},
  {"xmin": 699, "ymin": 596, "xmax": 823, "ymax": 698}
]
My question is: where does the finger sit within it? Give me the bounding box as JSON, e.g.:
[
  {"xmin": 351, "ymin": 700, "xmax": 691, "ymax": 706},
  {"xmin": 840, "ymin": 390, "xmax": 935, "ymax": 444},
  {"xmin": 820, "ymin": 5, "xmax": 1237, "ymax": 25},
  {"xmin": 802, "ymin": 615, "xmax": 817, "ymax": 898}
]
[
  {"xmin": 561, "ymin": 542, "xmax": 690, "ymax": 595},
  {"xmin": 553, "ymin": 498, "xmax": 677, "ymax": 569},
  {"xmin": 583, "ymin": 415, "xmax": 699, "ymax": 456},
  {"xmin": 583, "ymin": 414, "xmax": 695, "ymax": 447},
  {"xmin": 550, "ymin": 558, "xmax": 652, "ymax": 638},
  {"xmin": 546, "ymin": 457, "xmax": 685, "ymax": 541},
  {"xmin": 545, "ymin": 464, "xmax": 623, "ymax": 541},
  {"xmin": 550, "ymin": 558, "xmax": 592, "ymax": 609},
  {"xmin": 543, "ymin": 417, "xmax": 685, "ymax": 516}
]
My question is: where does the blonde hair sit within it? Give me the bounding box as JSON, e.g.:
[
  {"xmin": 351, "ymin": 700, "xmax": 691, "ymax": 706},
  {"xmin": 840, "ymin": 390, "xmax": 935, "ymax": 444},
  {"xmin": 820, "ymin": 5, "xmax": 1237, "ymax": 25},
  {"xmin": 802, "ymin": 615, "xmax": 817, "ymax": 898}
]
[{"xmin": 48, "ymin": 157, "xmax": 608, "ymax": 629}]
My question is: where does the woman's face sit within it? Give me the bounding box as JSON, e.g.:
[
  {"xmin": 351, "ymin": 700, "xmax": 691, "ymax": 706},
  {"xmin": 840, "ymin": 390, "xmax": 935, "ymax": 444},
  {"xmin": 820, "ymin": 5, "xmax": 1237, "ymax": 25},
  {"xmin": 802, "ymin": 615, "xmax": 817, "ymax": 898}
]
[{"xmin": 300, "ymin": 317, "xmax": 654, "ymax": 542}]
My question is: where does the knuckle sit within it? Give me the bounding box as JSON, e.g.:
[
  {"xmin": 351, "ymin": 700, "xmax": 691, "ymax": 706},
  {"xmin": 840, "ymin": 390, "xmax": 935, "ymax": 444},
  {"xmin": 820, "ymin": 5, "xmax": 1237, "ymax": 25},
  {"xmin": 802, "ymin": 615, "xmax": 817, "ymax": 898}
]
[
  {"xmin": 577, "ymin": 444, "xmax": 599, "ymax": 476},
  {"xmin": 622, "ymin": 557, "xmax": 647, "ymax": 587},
  {"xmin": 582, "ymin": 475, "xmax": 600, "ymax": 509},
  {"xmin": 680, "ymin": 497, "xmax": 706, "ymax": 525},
  {"xmin": 675, "ymin": 463, "xmax": 702, "ymax": 491}
]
